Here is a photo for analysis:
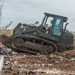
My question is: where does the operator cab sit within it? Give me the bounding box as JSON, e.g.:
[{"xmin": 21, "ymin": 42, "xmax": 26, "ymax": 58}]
[{"xmin": 41, "ymin": 13, "xmax": 68, "ymax": 36}]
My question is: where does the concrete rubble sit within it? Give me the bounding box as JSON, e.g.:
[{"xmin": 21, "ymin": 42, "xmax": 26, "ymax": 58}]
[
  {"xmin": 0, "ymin": 44, "xmax": 17, "ymax": 55},
  {"xmin": 0, "ymin": 47, "xmax": 12, "ymax": 54}
]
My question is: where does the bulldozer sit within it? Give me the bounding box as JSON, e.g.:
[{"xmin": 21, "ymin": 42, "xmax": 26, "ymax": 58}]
[{"xmin": 2, "ymin": 12, "xmax": 74, "ymax": 54}]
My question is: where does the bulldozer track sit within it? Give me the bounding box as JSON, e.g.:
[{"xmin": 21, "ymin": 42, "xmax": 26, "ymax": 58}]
[{"xmin": 12, "ymin": 34, "xmax": 57, "ymax": 54}]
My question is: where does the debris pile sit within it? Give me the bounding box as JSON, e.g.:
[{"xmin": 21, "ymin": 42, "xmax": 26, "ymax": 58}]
[
  {"xmin": 0, "ymin": 29, "xmax": 12, "ymax": 42},
  {"xmin": 2, "ymin": 52, "xmax": 75, "ymax": 75},
  {"xmin": 0, "ymin": 29, "xmax": 12, "ymax": 37}
]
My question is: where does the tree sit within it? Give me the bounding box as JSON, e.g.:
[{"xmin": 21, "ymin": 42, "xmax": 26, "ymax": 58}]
[
  {"xmin": 0, "ymin": 0, "xmax": 3, "ymax": 26},
  {"xmin": 0, "ymin": 0, "xmax": 3, "ymax": 17}
]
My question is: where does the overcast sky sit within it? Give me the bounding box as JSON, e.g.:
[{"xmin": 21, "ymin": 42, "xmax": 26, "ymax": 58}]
[{"xmin": 1, "ymin": 0, "xmax": 75, "ymax": 31}]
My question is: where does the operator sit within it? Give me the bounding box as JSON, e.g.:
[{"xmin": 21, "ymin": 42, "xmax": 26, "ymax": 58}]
[{"xmin": 50, "ymin": 20, "xmax": 53, "ymax": 28}]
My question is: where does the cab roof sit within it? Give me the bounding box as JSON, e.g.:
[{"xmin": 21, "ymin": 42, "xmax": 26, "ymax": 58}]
[{"xmin": 44, "ymin": 12, "xmax": 68, "ymax": 22}]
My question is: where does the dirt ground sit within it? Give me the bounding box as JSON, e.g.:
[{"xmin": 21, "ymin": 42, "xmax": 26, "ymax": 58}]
[
  {"xmin": 1, "ymin": 30, "xmax": 75, "ymax": 75},
  {"xmin": 1, "ymin": 51, "xmax": 75, "ymax": 75}
]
